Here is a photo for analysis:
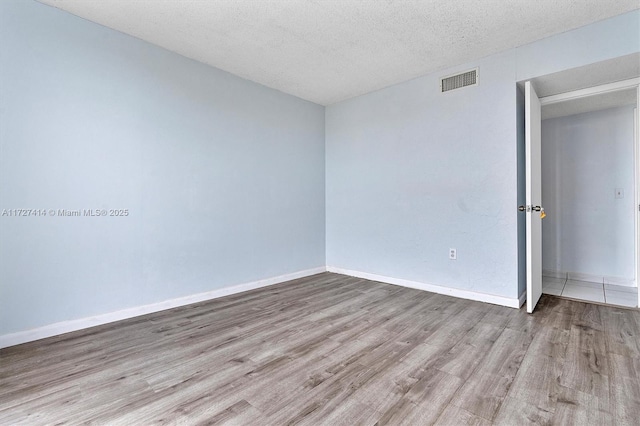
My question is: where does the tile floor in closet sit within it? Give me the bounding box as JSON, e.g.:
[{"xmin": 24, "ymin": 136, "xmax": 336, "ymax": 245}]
[{"xmin": 542, "ymin": 276, "xmax": 638, "ymax": 308}]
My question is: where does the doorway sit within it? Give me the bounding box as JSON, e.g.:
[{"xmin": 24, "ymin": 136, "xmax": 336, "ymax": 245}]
[
  {"xmin": 539, "ymin": 89, "xmax": 638, "ymax": 308},
  {"xmin": 518, "ymin": 54, "xmax": 640, "ymax": 312}
]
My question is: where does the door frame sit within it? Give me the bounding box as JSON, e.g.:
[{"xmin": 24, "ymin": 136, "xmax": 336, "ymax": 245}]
[{"xmin": 539, "ymin": 77, "xmax": 640, "ymax": 309}]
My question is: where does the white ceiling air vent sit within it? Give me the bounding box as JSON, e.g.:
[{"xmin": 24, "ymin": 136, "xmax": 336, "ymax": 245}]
[{"xmin": 440, "ymin": 68, "xmax": 478, "ymax": 92}]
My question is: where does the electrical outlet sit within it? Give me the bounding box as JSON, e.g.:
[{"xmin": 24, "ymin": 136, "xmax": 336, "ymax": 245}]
[{"xmin": 449, "ymin": 248, "xmax": 457, "ymax": 260}]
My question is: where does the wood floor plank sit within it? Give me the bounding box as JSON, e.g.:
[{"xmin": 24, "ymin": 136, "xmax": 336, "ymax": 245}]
[
  {"xmin": 193, "ymin": 399, "xmax": 262, "ymax": 426},
  {"xmin": 493, "ymin": 396, "xmax": 554, "ymax": 425},
  {"xmin": 601, "ymin": 305, "xmax": 640, "ymax": 358},
  {"xmin": 504, "ymin": 326, "xmax": 569, "ymax": 412},
  {"xmin": 376, "ymin": 368, "xmax": 462, "ymax": 425},
  {"xmin": 448, "ymin": 371, "xmax": 513, "ymax": 422},
  {"xmin": 551, "ymin": 385, "xmax": 612, "ymax": 426},
  {"xmin": 432, "ymin": 321, "xmax": 505, "ymax": 380},
  {"xmin": 607, "ymin": 353, "xmax": 640, "ymax": 425},
  {"xmin": 559, "ymin": 324, "xmax": 610, "ymax": 405},
  {"xmin": 470, "ymin": 327, "xmax": 533, "ymax": 380},
  {"xmin": 1, "ymin": 272, "xmax": 640, "ymax": 425},
  {"xmin": 434, "ymin": 404, "xmax": 492, "ymax": 426}
]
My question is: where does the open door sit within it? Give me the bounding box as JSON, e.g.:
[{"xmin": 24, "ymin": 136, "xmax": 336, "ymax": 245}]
[
  {"xmin": 525, "ymin": 81, "xmax": 543, "ymax": 313},
  {"xmin": 636, "ymin": 98, "xmax": 640, "ymax": 310}
]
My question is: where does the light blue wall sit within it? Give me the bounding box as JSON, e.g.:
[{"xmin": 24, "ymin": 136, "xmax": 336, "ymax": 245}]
[
  {"xmin": 0, "ymin": 0, "xmax": 325, "ymax": 335},
  {"xmin": 541, "ymin": 106, "xmax": 636, "ymax": 281},
  {"xmin": 326, "ymin": 51, "xmax": 520, "ymax": 298},
  {"xmin": 516, "ymin": 10, "xmax": 640, "ymax": 81},
  {"xmin": 326, "ymin": 10, "xmax": 639, "ymax": 301}
]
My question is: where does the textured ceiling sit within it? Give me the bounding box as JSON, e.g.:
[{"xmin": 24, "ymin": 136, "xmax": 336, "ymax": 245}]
[{"xmin": 37, "ymin": 0, "xmax": 639, "ymax": 105}]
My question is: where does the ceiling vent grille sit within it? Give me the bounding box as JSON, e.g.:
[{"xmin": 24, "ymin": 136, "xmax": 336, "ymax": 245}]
[{"xmin": 440, "ymin": 68, "xmax": 478, "ymax": 92}]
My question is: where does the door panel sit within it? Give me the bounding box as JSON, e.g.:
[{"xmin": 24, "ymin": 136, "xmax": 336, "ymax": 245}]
[
  {"xmin": 636, "ymin": 101, "xmax": 639, "ymax": 309},
  {"xmin": 526, "ymin": 81, "xmax": 542, "ymax": 313}
]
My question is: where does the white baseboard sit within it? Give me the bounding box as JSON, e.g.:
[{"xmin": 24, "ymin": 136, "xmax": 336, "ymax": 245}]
[
  {"xmin": 518, "ymin": 291, "xmax": 527, "ymax": 308},
  {"xmin": 567, "ymin": 271, "xmax": 603, "ymax": 284},
  {"xmin": 604, "ymin": 276, "xmax": 636, "ymax": 287},
  {"xmin": 543, "ymin": 269, "xmax": 636, "ymax": 288},
  {"xmin": 326, "ymin": 266, "xmax": 522, "ymax": 309},
  {"xmin": 0, "ymin": 266, "xmax": 326, "ymax": 349},
  {"xmin": 543, "ymin": 269, "xmax": 567, "ymax": 279}
]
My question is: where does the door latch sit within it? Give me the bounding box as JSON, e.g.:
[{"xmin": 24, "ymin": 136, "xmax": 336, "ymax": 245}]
[{"xmin": 518, "ymin": 205, "xmax": 545, "ymax": 218}]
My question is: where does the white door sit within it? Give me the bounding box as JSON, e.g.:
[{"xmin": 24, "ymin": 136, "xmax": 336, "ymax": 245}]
[
  {"xmin": 525, "ymin": 81, "xmax": 543, "ymax": 313},
  {"xmin": 636, "ymin": 101, "xmax": 640, "ymax": 309}
]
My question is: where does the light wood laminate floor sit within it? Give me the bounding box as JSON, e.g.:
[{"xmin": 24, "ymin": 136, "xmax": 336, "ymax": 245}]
[{"xmin": 1, "ymin": 272, "xmax": 639, "ymax": 425}]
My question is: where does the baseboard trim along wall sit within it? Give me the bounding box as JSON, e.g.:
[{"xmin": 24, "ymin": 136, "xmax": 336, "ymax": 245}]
[
  {"xmin": 542, "ymin": 269, "xmax": 567, "ymax": 280},
  {"xmin": 518, "ymin": 291, "xmax": 527, "ymax": 308},
  {"xmin": 327, "ymin": 266, "xmax": 523, "ymax": 309},
  {"xmin": 542, "ymin": 269, "xmax": 636, "ymax": 287},
  {"xmin": 0, "ymin": 266, "xmax": 327, "ymax": 349},
  {"xmin": 1, "ymin": 265, "xmax": 528, "ymax": 349}
]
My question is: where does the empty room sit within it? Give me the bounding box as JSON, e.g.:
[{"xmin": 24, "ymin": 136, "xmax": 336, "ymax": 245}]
[{"xmin": 1, "ymin": 1, "xmax": 639, "ymax": 425}]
